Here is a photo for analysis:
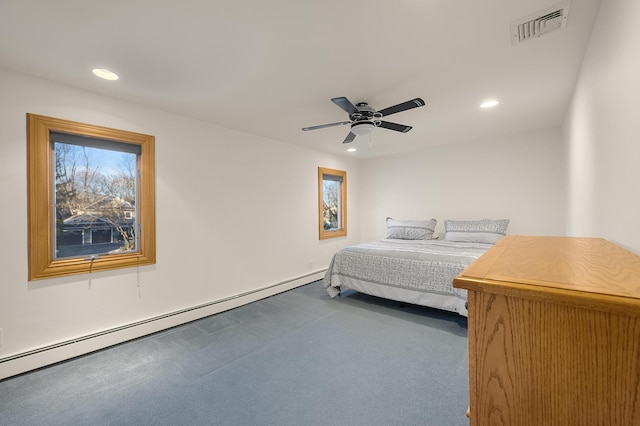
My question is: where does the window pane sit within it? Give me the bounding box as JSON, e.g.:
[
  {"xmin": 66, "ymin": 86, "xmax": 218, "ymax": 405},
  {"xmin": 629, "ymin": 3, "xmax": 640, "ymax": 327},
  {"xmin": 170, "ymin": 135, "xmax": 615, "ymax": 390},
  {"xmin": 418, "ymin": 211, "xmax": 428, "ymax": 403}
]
[
  {"xmin": 322, "ymin": 179, "xmax": 340, "ymax": 230},
  {"xmin": 53, "ymin": 141, "xmax": 138, "ymax": 259}
]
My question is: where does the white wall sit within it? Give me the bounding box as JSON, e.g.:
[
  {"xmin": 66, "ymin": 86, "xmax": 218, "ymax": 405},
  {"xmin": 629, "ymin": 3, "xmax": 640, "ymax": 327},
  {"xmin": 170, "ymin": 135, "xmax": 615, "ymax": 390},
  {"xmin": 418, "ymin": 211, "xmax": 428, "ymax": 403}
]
[
  {"xmin": 0, "ymin": 69, "xmax": 360, "ymax": 378},
  {"xmin": 359, "ymin": 128, "xmax": 566, "ymax": 242},
  {"xmin": 564, "ymin": 0, "xmax": 640, "ymax": 254}
]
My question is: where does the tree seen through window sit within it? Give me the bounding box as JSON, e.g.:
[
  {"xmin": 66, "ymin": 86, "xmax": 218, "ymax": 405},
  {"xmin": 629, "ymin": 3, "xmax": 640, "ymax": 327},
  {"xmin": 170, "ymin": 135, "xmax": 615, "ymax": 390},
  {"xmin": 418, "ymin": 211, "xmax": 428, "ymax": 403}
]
[{"xmin": 53, "ymin": 138, "xmax": 139, "ymax": 258}]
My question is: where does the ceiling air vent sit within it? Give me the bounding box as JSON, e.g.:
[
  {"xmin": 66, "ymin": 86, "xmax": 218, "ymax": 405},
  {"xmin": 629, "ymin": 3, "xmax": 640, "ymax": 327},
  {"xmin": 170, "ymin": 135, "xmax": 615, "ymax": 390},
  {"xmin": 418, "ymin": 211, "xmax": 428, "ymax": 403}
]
[{"xmin": 510, "ymin": 3, "xmax": 570, "ymax": 45}]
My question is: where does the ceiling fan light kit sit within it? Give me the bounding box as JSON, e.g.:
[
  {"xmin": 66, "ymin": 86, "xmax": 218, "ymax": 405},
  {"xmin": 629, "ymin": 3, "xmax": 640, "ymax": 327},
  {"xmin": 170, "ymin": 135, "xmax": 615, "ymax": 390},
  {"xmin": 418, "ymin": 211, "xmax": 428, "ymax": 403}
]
[
  {"xmin": 302, "ymin": 96, "xmax": 425, "ymax": 144},
  {"xmin": 350, "ymin": 121, "xmax": 375, "ymax": 136}
]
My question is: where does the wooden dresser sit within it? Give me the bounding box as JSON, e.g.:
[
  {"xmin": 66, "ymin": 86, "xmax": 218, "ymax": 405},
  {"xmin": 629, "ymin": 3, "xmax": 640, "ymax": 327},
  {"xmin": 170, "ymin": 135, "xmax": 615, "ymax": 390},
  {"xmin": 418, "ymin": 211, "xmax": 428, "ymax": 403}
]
[{"xmin": 453, "ymin": 235, "xmax": 640, "ymax": 426}]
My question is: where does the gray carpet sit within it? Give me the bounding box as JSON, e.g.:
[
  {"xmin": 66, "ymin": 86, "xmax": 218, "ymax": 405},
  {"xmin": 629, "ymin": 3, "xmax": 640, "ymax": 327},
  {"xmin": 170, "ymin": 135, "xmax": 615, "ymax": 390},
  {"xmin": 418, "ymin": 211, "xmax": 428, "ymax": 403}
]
[{"xmin": 0, "ymin": 280, "xmax": 470, "ymax": 426}]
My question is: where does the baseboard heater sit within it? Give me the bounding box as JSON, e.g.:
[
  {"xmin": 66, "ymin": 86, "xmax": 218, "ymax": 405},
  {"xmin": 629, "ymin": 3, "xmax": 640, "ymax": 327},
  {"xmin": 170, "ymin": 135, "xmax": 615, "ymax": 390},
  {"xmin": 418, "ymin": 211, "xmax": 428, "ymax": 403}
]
[{"xmin": 0, "ymin": 269, "xmax": 326, "ymax": 377}]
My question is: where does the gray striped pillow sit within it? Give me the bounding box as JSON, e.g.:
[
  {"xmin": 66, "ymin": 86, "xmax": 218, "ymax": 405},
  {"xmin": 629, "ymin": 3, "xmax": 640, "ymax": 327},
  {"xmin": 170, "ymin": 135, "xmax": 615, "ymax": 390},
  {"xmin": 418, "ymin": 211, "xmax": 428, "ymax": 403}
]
[
  {"xmin": 444, "ymin": 219, "xmax": 509, "ymax": 244},
  {"xmin": 386, "ymin": 218, "xmax": 437, "ymax": 240}
]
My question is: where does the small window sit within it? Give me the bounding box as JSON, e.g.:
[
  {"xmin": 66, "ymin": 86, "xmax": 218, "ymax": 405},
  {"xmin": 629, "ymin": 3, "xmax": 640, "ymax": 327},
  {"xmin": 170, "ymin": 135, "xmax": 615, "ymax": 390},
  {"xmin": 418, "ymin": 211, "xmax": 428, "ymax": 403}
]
[
  {"xmin": 318, "ymin": 167, "xmax": 347, "ymax": 239},
  {"xmin": 27, "ymin": 114, "xmax": 156, "ymax": 280}
]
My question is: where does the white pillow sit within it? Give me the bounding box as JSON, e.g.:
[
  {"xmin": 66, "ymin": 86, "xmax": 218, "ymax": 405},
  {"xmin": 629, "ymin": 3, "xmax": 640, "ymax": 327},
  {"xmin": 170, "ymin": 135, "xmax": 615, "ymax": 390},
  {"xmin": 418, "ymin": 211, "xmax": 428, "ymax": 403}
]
[
  {"xmin": 386, "ymin": 218, "xmax": 437, "ymax": 240},
  {"xmin": 444, "ymin": 219, "xmax": 510, "ymax": 244}
]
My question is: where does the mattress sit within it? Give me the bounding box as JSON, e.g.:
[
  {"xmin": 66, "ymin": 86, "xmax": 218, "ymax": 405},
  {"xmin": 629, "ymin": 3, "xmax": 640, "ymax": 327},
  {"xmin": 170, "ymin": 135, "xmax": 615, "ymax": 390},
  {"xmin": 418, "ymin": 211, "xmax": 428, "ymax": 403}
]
[{"xmin": 323, "ymin": 239, "xmax": 493, "ymax": 316}]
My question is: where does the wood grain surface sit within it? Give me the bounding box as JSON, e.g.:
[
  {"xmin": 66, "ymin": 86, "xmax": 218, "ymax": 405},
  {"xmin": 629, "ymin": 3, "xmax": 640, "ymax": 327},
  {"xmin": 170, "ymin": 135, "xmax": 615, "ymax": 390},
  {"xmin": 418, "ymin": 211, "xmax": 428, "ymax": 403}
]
[{"xmin": 455, "ymin": 236, "xmax": 640, "ymax": 425}]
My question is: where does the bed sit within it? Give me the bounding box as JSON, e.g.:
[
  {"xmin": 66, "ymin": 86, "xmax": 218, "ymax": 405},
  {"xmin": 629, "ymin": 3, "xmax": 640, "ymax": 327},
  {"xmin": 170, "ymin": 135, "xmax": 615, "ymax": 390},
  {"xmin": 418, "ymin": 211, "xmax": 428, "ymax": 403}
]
[{"xmin": 323, "ymin": 218, "xmax": 510, "ymax": 317}]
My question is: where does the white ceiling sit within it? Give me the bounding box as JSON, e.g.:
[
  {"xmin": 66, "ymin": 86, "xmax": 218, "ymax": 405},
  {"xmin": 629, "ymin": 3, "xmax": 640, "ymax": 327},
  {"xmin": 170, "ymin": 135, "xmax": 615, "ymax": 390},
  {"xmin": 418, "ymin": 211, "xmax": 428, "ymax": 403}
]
[{"xmin": 0, "ymin": 0, "xmax": 601, "ymax": 158}]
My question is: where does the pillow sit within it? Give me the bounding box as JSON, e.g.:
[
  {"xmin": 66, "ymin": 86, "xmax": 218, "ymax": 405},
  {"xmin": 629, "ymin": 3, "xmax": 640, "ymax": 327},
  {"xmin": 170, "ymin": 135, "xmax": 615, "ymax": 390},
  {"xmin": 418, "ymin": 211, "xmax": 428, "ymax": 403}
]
[
  {"xmin": 444, "ymin": 219, "xmax": 510, "ymax": 244},
  {"xmin": 386, "ymin": 218, "xmax": 437, "ymax": 240}
]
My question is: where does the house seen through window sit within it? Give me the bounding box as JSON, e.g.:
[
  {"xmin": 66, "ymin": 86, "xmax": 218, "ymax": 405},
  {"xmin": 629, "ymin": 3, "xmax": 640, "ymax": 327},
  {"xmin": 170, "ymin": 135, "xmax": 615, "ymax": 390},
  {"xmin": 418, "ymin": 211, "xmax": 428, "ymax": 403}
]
[{"xmin": 53, "ymin": 133, "xmax": 139, "ymax": 259}]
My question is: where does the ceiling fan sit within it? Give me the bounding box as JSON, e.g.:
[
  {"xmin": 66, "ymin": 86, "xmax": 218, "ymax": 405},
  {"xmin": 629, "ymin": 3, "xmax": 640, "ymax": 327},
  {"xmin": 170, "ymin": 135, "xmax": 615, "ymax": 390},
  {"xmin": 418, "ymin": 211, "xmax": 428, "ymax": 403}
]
[{"xmin": 302, "ymin": 96, "xmax": 425, "ymax": 144}]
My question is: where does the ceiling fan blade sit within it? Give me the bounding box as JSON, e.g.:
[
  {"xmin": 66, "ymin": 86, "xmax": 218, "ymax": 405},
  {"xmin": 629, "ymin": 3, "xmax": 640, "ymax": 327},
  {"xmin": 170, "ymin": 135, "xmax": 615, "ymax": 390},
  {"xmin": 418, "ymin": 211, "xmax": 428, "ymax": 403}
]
[
  {"xmin": 342, "ymin": 132, "xmax": 357, "ymax": 144},
  {"xmin": 302, "ymin": 121, "xmax": 350, "ymax": 131},
  {"xmin": 378, "ymin": 121, "xmax": 413, "ymax": 133},
  {"xmin": 331, "ymin": 97, "xmax": 359, "ymax": 116},
  {"xmin": 378, "ymin": 98, "xmax": 425, "ymax": 117}
]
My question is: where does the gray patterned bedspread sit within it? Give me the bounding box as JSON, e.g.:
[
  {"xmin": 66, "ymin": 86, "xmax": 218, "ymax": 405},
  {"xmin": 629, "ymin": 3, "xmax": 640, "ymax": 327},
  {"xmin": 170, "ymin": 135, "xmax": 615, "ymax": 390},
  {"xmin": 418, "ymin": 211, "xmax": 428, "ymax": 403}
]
[{"xmin": 323, "ymin": 239, "xmax": 492, "ymax": 312}]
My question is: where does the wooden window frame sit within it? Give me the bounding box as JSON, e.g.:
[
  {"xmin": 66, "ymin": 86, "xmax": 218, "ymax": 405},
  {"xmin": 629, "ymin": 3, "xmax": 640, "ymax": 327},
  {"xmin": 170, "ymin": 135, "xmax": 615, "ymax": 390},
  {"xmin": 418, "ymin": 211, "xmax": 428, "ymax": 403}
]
[
  {"xmin": 318, "ymin": 167, "xmax": 347, "ymax": 240},
  {"xmin": 27, "ymin": 113, "xmax": 156, "ymax": 280}
]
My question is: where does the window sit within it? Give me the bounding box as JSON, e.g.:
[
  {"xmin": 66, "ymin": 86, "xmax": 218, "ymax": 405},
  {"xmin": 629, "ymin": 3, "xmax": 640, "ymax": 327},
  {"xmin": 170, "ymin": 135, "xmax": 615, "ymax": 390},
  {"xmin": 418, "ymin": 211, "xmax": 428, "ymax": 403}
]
[
  {"xmin": 318, "ymin": 167, "xmax": 347, "ymax": 239},
  {"xmin": 27, "ymin": 114, "xmax": 156, "ymax": 280}
]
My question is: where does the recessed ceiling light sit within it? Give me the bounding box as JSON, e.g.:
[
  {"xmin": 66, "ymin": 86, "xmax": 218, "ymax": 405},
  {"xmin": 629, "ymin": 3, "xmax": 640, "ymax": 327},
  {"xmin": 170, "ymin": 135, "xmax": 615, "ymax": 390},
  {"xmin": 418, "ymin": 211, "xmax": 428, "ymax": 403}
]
[
  {"xmin": 92, "ymin": 68, "xmax": 119, "ymax": 81},
  {"xmin": 347, "ymin": 148, "xmax": 357, "ymax": 152},
  {"xmin": 480, "ymin": 99, "xmax": 499, "ymax": 109}
]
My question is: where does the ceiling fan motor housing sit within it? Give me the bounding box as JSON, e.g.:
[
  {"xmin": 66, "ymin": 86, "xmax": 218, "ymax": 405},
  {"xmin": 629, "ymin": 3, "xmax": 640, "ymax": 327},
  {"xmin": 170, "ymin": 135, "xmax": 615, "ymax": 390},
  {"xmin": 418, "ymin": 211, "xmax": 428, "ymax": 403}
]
[{"xmin": 352, "ymin": 102, "xmax": 382, "ymax": 120}]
